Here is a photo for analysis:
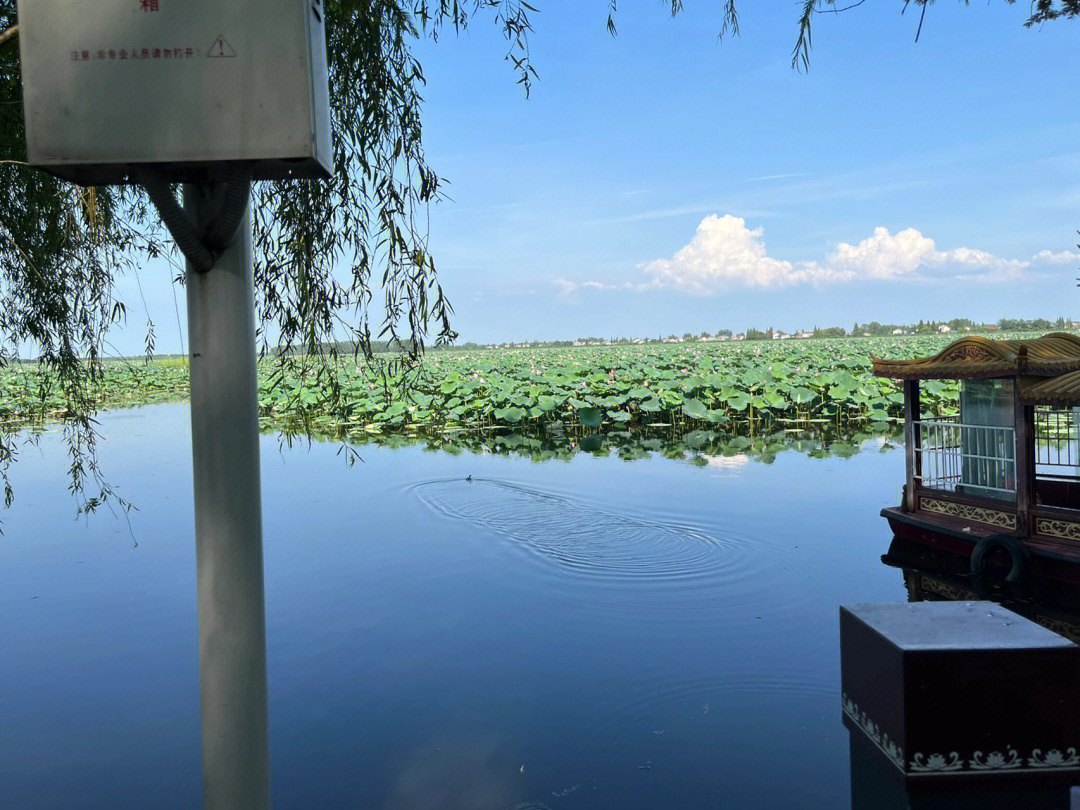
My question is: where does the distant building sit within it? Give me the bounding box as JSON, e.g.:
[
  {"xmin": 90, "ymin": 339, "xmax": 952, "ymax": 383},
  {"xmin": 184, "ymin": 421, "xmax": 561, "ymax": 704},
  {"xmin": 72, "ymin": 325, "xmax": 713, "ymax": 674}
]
[
  {"xmin": 892, "ymin": 328, "xmax": 904, "ymax": 335},
  {"xmin": 937, "ymin": 325, "xmax": 951, "ymax": 334}
]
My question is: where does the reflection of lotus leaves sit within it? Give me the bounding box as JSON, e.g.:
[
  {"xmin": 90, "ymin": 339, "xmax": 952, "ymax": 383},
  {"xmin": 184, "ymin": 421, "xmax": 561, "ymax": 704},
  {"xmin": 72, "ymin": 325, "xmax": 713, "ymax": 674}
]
[
  {"xmin": 295, "ymin": 409, "xmax": 905, "ymax": 466},
  {"xmin": 579, "ymin": 435, "xmax": 604, "ymax": 453}
]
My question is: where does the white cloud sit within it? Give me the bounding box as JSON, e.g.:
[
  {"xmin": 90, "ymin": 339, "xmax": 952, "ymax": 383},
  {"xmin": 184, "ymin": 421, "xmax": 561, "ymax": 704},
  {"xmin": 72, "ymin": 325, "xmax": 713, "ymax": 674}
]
[
  {"xmin": 826, "ymin": 227, "xmax": 1028, "ymax": 281},
  {"xmin": 552, "ymin": 278, "xmax": 580, "ymax": 296},
  {"xmin": 639, "ymin": 215, "xmax": 853, "ymax": 294},
  {"xmin": 551, "ymin": 278, "xmax": 626, "ymax": 297},
  {"xmin": 559, "ymin": 216, "xmax": 1067, "ymax": 297},
  {"xmin": 635, "ymin": 216, "xmax": 1046, "ymax": 295},
  {"xmin": 826, "ymin": 226, "xmax": 939, "ymax": 280},
  {"xmin": 1032, "ymin": 249, "xmax": 1080, "ymax": 265}
]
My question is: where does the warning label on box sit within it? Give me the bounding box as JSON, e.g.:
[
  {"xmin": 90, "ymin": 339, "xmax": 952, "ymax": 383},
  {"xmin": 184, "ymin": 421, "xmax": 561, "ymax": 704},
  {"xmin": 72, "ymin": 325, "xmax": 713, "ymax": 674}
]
[{"xmin": 207, "ymin": 35, "xmax": 236, "ymax": 58}]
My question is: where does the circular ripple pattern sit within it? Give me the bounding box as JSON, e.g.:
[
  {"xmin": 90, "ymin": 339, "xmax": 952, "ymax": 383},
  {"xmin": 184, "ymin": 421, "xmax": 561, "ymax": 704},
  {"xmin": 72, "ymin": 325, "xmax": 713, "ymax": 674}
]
[{"xmin": 412, "ymin": 477, "xmax": 779, "ymax": 586}]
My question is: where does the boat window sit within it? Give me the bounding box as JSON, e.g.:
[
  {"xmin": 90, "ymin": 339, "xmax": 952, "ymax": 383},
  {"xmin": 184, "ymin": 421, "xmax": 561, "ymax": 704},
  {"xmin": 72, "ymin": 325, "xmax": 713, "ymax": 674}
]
[
  {"xmin": 958, "ymin": 379, "xmax": 1015, "ymax": 501},
  {"xmin": 1033, "ymin": 407, "xmax": 1080, "ymax": 509}
]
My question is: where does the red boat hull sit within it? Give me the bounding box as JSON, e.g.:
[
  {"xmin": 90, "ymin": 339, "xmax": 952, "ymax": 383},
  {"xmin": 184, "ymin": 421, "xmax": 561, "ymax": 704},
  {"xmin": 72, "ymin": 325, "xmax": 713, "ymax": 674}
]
[{"xmin": 883, "ymin": 506, "xmax": 1080, "ymax": 593}]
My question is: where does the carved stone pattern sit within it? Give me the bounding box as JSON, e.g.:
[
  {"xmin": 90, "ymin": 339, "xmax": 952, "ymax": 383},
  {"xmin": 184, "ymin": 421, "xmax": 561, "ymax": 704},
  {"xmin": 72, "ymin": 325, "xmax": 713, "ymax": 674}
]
[
  {"xmin": 843, "ymin": 693, "xmax": 1080, "ymax": 775},
  {"xmin": 920, "ymin": 498, "xmax": 1017, "ymax": 530},
  {"xmin": 911, "ymin": 752, "xmax": 964, "ymax": 772},
  {"xmin": 940, "ymin": 345, "xmax": 995, "ymax": 363},
  {"xmin": 1036, "ymin": 518, "xmax": 1080, "ymax": 542},
  {"xmin": 1030, "ymin": 748, "xmax": 1080, "ymax": 769},
  {"xmin": 842, "ymin": 693, "xmax": 904, "ymax": 770},
  {"xmin": 969, "ymin": 749, "xmax": 1021, "ymax": 771}
]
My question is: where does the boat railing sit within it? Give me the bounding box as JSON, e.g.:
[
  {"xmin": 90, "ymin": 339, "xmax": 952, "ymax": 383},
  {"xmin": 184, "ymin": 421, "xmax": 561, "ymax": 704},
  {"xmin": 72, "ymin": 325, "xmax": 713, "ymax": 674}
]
[
  {"xmin": 913, "ymin": 418, "xmax": 1016, "ymax": 497},
  {"xmin": 1034, "ymin": 407, "xmax": 1080, "ymax": 482}
]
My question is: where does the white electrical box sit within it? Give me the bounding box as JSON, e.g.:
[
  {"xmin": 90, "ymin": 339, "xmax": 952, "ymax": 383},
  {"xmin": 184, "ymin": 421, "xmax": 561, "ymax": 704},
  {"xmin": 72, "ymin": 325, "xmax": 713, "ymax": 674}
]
[{"xmin": 17, "ymin": 0, "xmax": 333, "ymax": 185}]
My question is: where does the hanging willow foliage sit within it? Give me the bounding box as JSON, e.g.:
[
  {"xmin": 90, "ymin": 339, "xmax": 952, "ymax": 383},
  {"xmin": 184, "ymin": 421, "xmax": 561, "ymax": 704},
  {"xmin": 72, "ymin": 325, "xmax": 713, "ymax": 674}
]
[{"xmin": 0, "ymin": 0, "xmax": 558, "ymax": 516}]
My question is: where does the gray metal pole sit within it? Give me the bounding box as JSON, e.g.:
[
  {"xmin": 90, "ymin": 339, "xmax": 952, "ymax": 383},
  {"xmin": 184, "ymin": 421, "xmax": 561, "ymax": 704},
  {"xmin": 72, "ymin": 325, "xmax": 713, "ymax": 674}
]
[{"xmin": 184, "ymin": 183, "xmax": 271, "ymax": 810}]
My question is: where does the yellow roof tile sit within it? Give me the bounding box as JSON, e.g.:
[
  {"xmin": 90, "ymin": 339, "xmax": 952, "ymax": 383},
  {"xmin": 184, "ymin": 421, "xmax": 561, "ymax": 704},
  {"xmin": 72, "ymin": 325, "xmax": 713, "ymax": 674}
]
[
  {"xmin": 872, "ymin": 333, "xmax": 1080, "ymax": 381},
  {"xmin": 1020, "ymin": 370, "xmax": 1080, "ymax": 406}
]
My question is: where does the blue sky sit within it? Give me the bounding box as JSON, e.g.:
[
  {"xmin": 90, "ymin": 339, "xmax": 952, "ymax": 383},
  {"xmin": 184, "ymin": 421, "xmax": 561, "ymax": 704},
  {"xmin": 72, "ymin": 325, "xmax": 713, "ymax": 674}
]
[{"xmin": 114, "ymin": 2, "xmax": 1080, "ymax": 353}]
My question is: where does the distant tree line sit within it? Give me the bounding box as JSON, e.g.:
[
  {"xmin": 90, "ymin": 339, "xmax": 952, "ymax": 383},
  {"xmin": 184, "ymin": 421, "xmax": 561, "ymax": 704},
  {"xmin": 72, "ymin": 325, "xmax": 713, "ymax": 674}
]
[{"xmin": 267, "ymin": 315, "xmax": 1078, "ymax": 355}]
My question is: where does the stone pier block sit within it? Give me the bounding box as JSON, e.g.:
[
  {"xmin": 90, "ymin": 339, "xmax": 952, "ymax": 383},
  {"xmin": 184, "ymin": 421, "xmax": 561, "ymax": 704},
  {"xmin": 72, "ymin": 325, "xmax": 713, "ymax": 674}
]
[{"xmin": 840, "ymin": 601, "xmax": 1080, "ymax": 783}]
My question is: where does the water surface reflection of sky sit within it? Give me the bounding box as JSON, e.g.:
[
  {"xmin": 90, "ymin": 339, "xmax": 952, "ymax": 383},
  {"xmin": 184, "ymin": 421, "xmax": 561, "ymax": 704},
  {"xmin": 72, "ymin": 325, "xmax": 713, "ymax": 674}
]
[{"xmin": 1, "ymin": 403, "xmax": 908, "ymax": 809}]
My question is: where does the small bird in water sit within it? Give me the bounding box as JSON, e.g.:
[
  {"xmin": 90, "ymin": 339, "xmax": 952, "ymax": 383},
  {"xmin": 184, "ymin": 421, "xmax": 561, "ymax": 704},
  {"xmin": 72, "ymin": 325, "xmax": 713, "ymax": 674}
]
[{"xmin": 465, "ymin": 475, "xmax": 473, "ymax": 482}]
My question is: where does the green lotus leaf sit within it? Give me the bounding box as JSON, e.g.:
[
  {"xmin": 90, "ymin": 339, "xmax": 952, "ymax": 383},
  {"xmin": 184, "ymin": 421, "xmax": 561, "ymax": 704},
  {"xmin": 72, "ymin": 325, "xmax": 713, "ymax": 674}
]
[
  {"xmin": 725, "ymin": 392, "xmax": 750, "ymax": 411},
  {"xmin": 493, "ymin": 406, "xmax": 527, "ymax": 423},
  {"xmin": 639, "ymin": 397, "xmax": 662, "ymax": 413},
  {"xmin": 577, "ymin": 406, "xmax": 604, "ymax": 427},
  {"xmin": 682, "ymin": 398, "xmax": 709, "ymax": 420}
]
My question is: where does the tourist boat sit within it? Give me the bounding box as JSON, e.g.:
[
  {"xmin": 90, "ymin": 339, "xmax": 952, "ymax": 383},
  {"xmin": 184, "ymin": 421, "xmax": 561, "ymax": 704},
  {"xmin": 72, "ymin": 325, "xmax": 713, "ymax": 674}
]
[{"xmin": 875, "ymin": 332, "xmax": 1080, "ymax": 591}]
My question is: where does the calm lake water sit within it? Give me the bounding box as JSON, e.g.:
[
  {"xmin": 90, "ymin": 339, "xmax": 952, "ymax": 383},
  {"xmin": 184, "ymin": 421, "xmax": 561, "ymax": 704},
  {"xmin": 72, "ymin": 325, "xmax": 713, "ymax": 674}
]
[{"xmin": 0, "ymin": 403, "xmax": 911, "ymax": 809}]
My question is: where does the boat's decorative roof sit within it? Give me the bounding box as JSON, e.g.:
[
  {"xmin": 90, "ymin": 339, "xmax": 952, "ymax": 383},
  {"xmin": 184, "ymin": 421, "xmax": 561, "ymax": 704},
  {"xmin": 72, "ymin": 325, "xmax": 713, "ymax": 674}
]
[
  {"xmin": 1021, "ymin": 369, "xmax": 1080, "ymax": 406},
  {"xmin": 872, "ymin": 333, "xmax": 1080, "ymax": 381}
]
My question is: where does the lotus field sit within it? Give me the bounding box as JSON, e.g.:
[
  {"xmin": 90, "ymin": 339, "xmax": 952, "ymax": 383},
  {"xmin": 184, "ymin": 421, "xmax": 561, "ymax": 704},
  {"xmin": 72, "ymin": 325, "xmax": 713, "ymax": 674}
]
[
  {"xmin": 0, "ymin": 333, "xmax": 1008, "ymax": 433},
  {"xmin": 320, "ymin": 335, "xmax": 966, "ymax": 434}
]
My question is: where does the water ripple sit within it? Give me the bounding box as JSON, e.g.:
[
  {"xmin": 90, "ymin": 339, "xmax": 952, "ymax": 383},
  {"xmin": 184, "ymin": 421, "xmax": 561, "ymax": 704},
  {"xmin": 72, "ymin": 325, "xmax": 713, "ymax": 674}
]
[{"xmin": 411, "ymin": 477, "xmax": 781, "ymax": 587}]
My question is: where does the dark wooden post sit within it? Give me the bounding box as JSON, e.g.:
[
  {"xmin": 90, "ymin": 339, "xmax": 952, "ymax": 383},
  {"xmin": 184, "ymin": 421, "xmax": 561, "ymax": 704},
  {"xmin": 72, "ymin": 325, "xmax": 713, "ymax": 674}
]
[
  {"xmin": 904, "ymin": 379, "xmax": 920, "ymax": 512},
  {"xmin": 1014, "ymin": 381, "xmax": 1034, "ymax": 538},
  {"xmin": 904, "ymin": 570, "xmax": 924, "ymax": 602}
]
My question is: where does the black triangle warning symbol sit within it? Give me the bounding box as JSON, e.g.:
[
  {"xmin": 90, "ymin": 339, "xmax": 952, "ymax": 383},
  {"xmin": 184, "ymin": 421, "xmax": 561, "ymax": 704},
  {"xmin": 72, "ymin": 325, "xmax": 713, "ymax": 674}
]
[{"xmin": 207, "ymin": 35, "xmax": 236, "ymax": 58}]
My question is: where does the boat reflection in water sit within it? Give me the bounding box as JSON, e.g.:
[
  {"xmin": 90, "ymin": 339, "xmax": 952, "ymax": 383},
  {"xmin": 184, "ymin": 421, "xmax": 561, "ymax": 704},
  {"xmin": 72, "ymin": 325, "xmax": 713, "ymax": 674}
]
[
  {"xmin": 844, "ymin": 534, "xmax": 1080, "ymax": 810},
  {"xmin": 883, "ymin": 534, "xmax": 1080, "ymax": 644}
]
